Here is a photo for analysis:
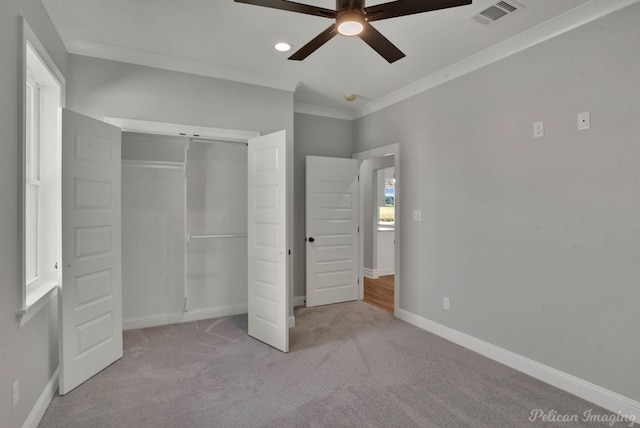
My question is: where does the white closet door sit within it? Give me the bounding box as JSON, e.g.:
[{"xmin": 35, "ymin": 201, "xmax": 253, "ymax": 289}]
[
  {"xmin": 247, "ymin": 131, "xmax": 288, "ymax": 352},
  {"xmin": 59, "ymin": 108, "xmax": 122, "ymax": 395}
]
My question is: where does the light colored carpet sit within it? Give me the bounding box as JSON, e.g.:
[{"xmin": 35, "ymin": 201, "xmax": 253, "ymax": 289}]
[{"xmin": 39, "ymin": 301, "xmax": 624, "ymax": 427}]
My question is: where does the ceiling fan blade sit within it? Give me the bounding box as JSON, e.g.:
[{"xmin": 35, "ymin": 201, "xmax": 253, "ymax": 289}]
[
  {"xmin": 234, "ymin": 0, "xmax": 337, "ymax": 18},
  {"xmin": 364, "ymin": 0, "xmax": 472, "ymax": 22},
  {"xmin": 358, "ymin": 22, "xmax": 406, "ymax": 63},
  {"xmin": 288, "ymin": 24, "xmax": 339, "ymax": 61}
]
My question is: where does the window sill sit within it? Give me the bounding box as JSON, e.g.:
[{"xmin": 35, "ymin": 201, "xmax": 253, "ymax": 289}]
[
  {"xmin": 16, "ymin": 281, "xmax": 58, "ymax": 328},
  {"xmin": 377, "ymin": 222, "xmax": 395, "ymax": 232}
]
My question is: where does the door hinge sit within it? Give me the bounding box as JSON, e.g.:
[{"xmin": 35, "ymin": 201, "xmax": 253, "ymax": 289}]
[
  {"xmin": 357, "ymin": 278, "xmax": 360, "ymax": 284},
  {"xmin": 357, "ymin": 227, "xmax": 360, "ymax": 233},
  {"xmin": 357, "ymin": 175, "xmax": 360, "ymax": 181},
  {"xmin": 288, "ymin": 249, "xmax": 291, "ymax": 255}
]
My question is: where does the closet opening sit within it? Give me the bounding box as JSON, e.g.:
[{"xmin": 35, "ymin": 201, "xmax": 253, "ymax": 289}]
[{"xmin": 121, "ymin": 132, "xmax": 250, "ymax": 329}]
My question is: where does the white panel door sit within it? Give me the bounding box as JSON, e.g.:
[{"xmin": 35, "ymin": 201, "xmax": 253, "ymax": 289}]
[
  {"xmin": 306, "ymin": 156, "xmax": 359, "ymax": 307},
  {"xmin": 247, "ymin": 131, "xmax": 288, "ymax": 352},
  {"xmin": 59, "ymin": 108, "xmax": 123, "ymax": 394}
]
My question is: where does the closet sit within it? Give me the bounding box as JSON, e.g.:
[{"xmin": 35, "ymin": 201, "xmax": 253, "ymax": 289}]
[{"xmin": 121, "ymin": 131, "xmax": 248, "ymax": 328}]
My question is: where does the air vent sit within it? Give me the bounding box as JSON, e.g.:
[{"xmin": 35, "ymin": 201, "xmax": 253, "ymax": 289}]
[{"xmin": 469, "ymin": 0, "xmax": 523, "ymax": 26}]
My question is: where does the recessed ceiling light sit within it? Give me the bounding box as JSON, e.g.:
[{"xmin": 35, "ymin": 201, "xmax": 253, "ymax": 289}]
[
  {"xmin": 274, "ymin": 42, "xmax": 293, "ymax": 52},
  {"xmin": 344, "ymin": 93, "xmax": 357, "ymax": 102}
]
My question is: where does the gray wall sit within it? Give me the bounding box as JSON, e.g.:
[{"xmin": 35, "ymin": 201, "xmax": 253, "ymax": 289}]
[
  {"xmin": 0, "ymin": 2, "xmax": 68, "ymax": 427},
  {"xmin": 293, "ymin": 113, "xmax": 354, "ymax": 299},
  {"xmin": 354, "ymin": 3, "xmax": 640, "ymax": 402}
]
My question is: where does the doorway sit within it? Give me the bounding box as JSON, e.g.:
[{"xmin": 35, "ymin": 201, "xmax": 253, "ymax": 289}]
[{"xmin": 353, "ymin": 144, "xmax": 400, "ymax": 315}]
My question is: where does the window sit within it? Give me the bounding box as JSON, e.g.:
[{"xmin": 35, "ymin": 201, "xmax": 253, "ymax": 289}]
[
  {"xmin": 25, "ymin": 71, "xmax": 42, "ymax": 286},
  {"xmin": 18, "ymin": 18, "xmax": 65, "ymax": 326}
]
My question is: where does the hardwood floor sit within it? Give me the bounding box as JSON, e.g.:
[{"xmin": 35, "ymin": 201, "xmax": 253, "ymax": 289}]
[{"xmin": 363, "ymin": 275, "xmax": 394, "ymax": 314}]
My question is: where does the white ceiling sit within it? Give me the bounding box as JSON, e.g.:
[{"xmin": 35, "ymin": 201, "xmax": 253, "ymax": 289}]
[{"xmin": 42, "ymin": 0, "xmax": 626, "ymax": 118}]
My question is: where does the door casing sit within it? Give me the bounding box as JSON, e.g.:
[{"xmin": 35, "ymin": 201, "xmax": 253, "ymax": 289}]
[{"xmin": 353, "ymin": 144, "xmax": 400, "ymax": 315}]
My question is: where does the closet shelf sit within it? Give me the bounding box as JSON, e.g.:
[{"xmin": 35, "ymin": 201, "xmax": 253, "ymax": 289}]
[
  {"xmin": 188, "ymin": 233, "xmax": 247, "ymax": 240},
  {"xmin": 122, "ymin": 159, "xmax": 185, "ymax": 170}
]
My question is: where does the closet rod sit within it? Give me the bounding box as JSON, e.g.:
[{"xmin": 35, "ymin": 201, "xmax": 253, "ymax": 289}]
[{"xmin": 188, "ymin": 233, "xmax": 248, "ymax": 239}]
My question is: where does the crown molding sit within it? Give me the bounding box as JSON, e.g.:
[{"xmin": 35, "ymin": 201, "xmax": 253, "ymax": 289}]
[
  {"xmin": 68, "ymin": 39, "xmax": 300, "ymax": 92},
  {"xmin": 294, "ymin": 103, "xmax": 355, "ymax": 120},
  {"xmin": 41, "ymin": 0, "xmax": 299, "ymax": 92},
  {"xmin": 355, "ymin": 0, "xmax": 640, "ymax": 119},
  {"xmin": 104, "ymin": 117, "xmax": 260, "ymax": 142}
]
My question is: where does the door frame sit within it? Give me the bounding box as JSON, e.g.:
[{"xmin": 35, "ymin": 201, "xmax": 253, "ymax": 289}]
[
  {"xmin": 105, "ymin": 117, "xmax": 293, "ymax": 329},
  {"xmin": 353, "ymin": 144, "xmax": 400, "ymax": 315}
]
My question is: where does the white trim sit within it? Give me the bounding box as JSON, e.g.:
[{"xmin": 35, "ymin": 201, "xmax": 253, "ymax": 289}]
[
  {"xmin": 355, "ymin": 0, "xmax": 640, "ymax": 119},
  {"xmin": 18, "ymin": 16, "xmax": 65, "ymax": 313},
  {"xmin": 396, "ymin": 308, "xmax": 640, "ymax": 422},
  {"xmin": 353, "ymin": 145, "xmax": 398, "ymax": 160},
  {"xmin": 293, "ymin": 296, "xmax": 306, "ymax": 307},
  {"xmin": 363, "ymin": 268, "xmax": 378, "ymax": 279},
  {"xmin": 20, "ymin": 18, "xmax": 66, "ymax": 104},
  {"xmin": 376, "ymin": 268, "xmax": 395, "ymax": 277},
  {"xmin": 123, "ymin": 304, "xmax": 248, "ymax": 330},
  {"xmin": 105, "ymin": 117, "xmax": 259, "ymax": 142},
  {"xmin": 22, "ymin": 368, "xmax": 59, "ymax": 428},
  {"xmin": 288, "ymin": 315, "xmax": 296, "ymax": 328},
  {"xmin": 353, "ymin": 144, "xmax": 400, "ymax": 315},
  {"xmin": 17, "ymin": 285, "xmax": 58, "ymax": 328},
  {"xmin": 294, "ymin": 103, "xmax": 355, "ymax": 121}
]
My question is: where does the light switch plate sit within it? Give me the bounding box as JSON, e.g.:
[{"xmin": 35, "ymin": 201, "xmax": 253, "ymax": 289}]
[
  {"xmin": 533, "ymin": 121, "xmax": 544, "ymax": 138},
  {"xmin": 578, "ymin": 112, "xmax": 590, "ymax": 130}
]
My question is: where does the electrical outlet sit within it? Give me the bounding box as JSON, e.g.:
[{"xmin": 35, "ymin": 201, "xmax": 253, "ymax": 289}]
[
  {"xmin": 443, "ymin": 297, "xmax": 450, "ymax": 311},
  {"xmin": 13, "ymin": 379, "xmax": 19, "ymax": 408},
  {"xmin": 413, "ymin": 210, "xmax": 422, "ymax": 222},
  {"xmin": 578, "ymin": 111, "xmax": 590, "ymax": 130}
]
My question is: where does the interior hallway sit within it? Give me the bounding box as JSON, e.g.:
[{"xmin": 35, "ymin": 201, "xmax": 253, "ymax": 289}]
[{"xmin": 363, "ymin": 275, "xmax": 394, "ymax": 314}]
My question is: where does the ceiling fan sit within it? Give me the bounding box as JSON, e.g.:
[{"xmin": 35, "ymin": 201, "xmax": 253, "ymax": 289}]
[{"xmin": 234, "ymin": 0, "xmax": 472, "ymax": 63}]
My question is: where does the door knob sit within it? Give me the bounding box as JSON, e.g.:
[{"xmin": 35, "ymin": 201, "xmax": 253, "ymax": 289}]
[{"xmin": 308, "ymin": 237, "xmax": 315, "ymax": 243}]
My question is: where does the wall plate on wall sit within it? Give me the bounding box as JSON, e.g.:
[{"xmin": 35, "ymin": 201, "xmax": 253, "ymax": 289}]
[{"xmin": 578, "ymin": 112, "xmax": 590, "ymax": 130}]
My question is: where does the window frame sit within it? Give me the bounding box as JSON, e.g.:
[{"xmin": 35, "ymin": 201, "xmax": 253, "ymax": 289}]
[
  {"xmin": 25, "ymin": 70, "xmax": 43, "ymax": 287},
  {"xmin": 17, "ymin": 17, "xmax": 66, "ymax": 327}
]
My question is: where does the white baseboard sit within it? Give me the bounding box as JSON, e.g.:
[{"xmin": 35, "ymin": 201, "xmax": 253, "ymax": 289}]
[
  {"xmin": 376, "ymin": 268, "xmax": 395, "ymax": 277},
  {"xmin": 396, "ymin": 308, "xmax": 640, "ymax": 422},
  {"xmin": 293, "ymin": 296, "xmax": 306, "ymax": 307},
  {"xmin": 123, "ymin": 304, "xmax": 248, "ymax": 330},
  {"xmin": 363, "ymin": 268, "xmax": 378, "ymax": 279},
  {"xmin": 23, "ymin": 368, "xmax": 59, "ymax": 428}
]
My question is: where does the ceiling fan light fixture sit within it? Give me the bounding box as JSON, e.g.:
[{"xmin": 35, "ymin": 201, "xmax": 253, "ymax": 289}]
[{"xmin": 336, "ymin": 12, "xmax": 365, "ymax": 36}]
